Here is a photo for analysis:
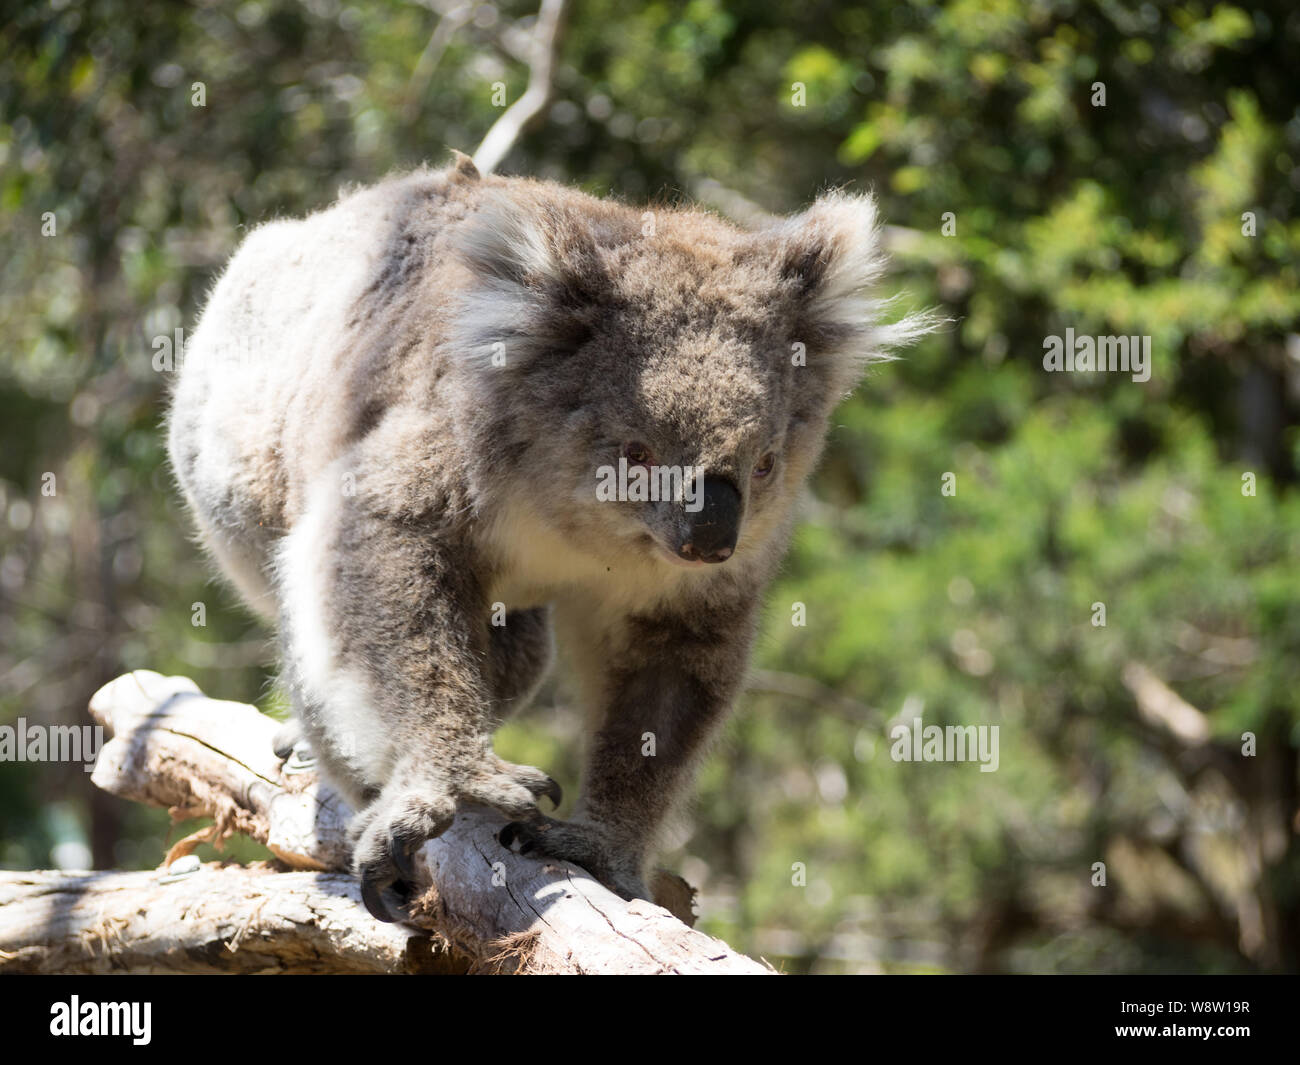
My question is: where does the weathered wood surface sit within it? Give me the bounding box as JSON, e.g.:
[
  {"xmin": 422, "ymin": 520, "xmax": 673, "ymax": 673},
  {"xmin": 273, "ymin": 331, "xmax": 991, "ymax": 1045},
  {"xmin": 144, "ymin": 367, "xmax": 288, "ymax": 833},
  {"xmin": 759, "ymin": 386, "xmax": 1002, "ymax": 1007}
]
[
  {"xmin": 0, "ymin": 670, "xmax": 772, "ymax": 975},
  {"xmin": 0, "ymin": 866, "xmax": 423, "ymax": 974}
]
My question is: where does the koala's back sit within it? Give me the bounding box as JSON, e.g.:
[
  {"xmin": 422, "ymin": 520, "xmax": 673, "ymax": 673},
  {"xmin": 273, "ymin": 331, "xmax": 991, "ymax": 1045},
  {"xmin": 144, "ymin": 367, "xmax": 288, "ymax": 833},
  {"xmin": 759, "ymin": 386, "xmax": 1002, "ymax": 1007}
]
[{"xmin": 167, "ymin": 161, "xmax": 491, "ymax": 611}]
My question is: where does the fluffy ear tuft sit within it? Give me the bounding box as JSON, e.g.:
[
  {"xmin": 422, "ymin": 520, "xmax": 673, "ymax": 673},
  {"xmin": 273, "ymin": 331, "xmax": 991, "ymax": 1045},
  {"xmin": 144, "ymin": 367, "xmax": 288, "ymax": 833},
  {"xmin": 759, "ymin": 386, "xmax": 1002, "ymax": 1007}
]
[
  {"xmin": 450, "ymin": 191, "xmax": 602, "ymax": 370},
  {"xmin": 455, "ymin": 189, "xmax": 566, "ymax": 288},
  {"xmin": 773, "ymin": 190, "xmax": 940, "ymax": 388},
  {"xmin": 777, "ymin": 191, "xmax": 886, "ymax": 307}
]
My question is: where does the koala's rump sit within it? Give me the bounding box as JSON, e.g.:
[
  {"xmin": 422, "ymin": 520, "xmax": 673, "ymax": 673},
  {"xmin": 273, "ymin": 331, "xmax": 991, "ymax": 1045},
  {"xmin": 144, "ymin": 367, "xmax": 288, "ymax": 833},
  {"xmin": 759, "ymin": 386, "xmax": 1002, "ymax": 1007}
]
[{"xmin": 167, "ymin": 170, "xmax": 483, "ymax": 610}]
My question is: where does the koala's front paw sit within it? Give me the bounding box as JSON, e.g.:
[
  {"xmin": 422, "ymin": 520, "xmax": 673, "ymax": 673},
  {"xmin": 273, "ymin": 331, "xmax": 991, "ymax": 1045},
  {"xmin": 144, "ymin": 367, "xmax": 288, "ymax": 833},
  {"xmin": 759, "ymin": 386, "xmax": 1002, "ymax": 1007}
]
[
  {"xmin": 463, "ymin": 756, "xmax": 563, "ymax": 820},
  {"xmin": 351, "ymin": 758, "xmax": 561, "ymax": 923},
  {"xmin": 351, "ymin": 786, "xmax": 456, "ymax": 923},
  {"xmin": 498, "ymin": 818, "xmax": 649, "ymax": 902}
]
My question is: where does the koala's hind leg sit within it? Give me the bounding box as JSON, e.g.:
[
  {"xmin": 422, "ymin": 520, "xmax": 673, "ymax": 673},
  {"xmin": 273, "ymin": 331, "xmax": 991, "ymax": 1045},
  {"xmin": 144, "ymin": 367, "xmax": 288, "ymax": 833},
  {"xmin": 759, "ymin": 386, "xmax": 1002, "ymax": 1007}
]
[
  {"xmin": 486, "ymin": 607, "xmax": 554, "ymax": 722},
  {"xmin": 276, "ymin": 471, "xmax": 561, "ymax": 922},
  {"xmin": 499, "ymin": 600, "xmax": 757, "ymax": 902}
]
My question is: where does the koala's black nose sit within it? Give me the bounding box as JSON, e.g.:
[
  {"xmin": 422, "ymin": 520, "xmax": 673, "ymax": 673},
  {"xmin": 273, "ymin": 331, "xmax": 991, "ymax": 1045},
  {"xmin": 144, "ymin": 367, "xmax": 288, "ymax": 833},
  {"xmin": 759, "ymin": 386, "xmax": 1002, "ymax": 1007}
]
[{"xmin": 679, "ymin": 477, "xmax": 741, "ymax": 564}]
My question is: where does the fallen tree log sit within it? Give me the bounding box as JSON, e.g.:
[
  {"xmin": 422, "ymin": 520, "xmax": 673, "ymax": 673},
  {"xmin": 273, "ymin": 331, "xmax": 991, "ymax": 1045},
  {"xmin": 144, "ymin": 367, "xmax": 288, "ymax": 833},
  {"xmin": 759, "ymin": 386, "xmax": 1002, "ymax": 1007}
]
[{"xmin": 0, "ymin": 671, "xmax": 771, "ymax": 975}]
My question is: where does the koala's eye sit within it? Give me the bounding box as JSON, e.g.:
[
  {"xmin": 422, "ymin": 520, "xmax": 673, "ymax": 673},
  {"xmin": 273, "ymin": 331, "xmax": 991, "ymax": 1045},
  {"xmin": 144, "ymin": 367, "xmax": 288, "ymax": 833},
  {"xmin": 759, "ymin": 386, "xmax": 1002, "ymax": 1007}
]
[
  {"xmin": 623, "ymin": 441, "xmax": 654, "ymax": 466},
  {"xmin": 753, "ymin": 452, "xmax": 776, "ymax": 479}
]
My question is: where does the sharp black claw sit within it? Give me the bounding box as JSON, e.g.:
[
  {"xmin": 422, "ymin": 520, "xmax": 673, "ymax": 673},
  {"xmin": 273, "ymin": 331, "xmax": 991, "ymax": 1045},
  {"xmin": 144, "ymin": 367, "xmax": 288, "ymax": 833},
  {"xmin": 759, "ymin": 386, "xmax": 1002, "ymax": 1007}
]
[
  {"xmin": 542, "ymin": 777, "xmax": 562, "ymax": 809},
  {"xmin": 500, "ymin": 820, "xmax": 542, "ymax": 857},
  {"xmin": 391, "ymin": 841, "xmax": 416, "ymax": 883},
  {"xmin": 271, "ymin": 723, "xmax": 300, "ymax": 760},
  {"xmin": 361, "ymin": 878, "xmax": 396, "ymax": 923}
]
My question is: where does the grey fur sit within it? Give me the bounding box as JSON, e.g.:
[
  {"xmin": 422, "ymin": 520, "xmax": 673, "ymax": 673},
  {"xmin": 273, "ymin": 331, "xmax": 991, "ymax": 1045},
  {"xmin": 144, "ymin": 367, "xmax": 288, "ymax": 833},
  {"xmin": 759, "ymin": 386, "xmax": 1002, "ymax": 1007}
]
[{"xmin": 167, "ymin": 152, "xmax": 933, "ymax": 915}]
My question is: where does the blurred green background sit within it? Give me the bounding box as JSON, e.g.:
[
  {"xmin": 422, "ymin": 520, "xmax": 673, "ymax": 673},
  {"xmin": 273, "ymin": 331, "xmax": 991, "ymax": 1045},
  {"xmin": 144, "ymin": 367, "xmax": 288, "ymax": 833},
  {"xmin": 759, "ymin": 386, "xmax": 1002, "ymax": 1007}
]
[{"xmin": 2, "ymin": 0, "xmax": 1298, "ymax": 973}]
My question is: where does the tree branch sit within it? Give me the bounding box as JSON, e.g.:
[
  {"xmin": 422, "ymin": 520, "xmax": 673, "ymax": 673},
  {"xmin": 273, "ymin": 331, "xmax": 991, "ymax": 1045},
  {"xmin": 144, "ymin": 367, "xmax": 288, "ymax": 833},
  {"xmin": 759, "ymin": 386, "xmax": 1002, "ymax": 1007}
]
[
  {"xmin": 471, "ymin": 0, "xmax": 566, "ymax": 175},
  {"xmin": 402, "ymin": 1, "xmax": 474, "ymax": 124},
  {"xmin": 0, "ymin": 866, "xmax": 426, "ymax": 974},
  {"xmin": 0, "ymin": 671, "xmax": 771, "ymax": 974},
  {"xmin": 1122, "ymin": 661, "xmax": 1211, "ymax": 746}
]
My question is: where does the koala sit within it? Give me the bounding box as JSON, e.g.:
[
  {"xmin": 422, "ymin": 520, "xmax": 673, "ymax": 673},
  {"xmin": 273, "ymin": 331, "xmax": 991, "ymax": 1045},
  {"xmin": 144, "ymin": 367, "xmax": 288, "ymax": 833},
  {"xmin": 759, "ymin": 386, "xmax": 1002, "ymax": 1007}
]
[{"xmin": 167, "ymin": 151, "xmax": 932, "ymax": 921}]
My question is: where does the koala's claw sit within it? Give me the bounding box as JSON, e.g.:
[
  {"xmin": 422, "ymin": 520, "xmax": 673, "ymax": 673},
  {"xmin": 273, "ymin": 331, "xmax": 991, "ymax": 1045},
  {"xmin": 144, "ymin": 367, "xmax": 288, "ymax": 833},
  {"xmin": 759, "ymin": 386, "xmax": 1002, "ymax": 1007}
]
[
  {"xmin": 535, "ymin": 776, "xmax": 563, "ymax": 810},
  {"xmin": 271, "ymin": 719, "xmax": 303, "ymax": 760},
  {"xmin": 360, "ymin": 875, "xmax": 400, "ymax": 923},
  {"xmin": 359, "ymin": 843, "xmax": 422, "ymax": 923},
  {"xmin": 358, "ymin": 849, "xmax": 418, "ymax": 924},
  {"xmin": 466, "ymin": 761, "xmax": 562, "ymax": 820},
  {"xmin": 352, "ymin": 764, "xmax": 558, "ymax": 922},
  {"xmin": 498, "ymin": 820, "xmax": 546, "ymax": 854},
  {"xmin": 351, "ymin": 787, "xmax": 456, "ymax": 924},
  {"xmin": 391, "ymin": 838, "xmax": 418, "ymax": 883}
]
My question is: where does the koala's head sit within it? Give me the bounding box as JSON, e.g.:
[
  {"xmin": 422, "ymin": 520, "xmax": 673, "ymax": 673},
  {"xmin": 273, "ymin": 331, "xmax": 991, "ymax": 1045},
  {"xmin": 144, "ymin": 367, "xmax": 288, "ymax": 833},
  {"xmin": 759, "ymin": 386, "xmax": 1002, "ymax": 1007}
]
[{"xmin": 451, "ymin": 181, "xmax": 934, "ymax": 574}]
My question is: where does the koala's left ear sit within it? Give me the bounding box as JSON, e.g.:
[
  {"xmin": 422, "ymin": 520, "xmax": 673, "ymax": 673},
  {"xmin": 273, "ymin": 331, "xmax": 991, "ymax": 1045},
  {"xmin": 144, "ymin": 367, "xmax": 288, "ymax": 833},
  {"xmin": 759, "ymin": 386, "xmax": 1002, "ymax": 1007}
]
[
  {"xmin": 452, "ymin": 190, "xmax": 607, "ymax": 368},
  {"xmin": 770, "ymin": 191, "xmax": 938, "ymax": 388},
  {"xmin": 456, "ymin": 189, "xmax": 605, "ymax": 293}
]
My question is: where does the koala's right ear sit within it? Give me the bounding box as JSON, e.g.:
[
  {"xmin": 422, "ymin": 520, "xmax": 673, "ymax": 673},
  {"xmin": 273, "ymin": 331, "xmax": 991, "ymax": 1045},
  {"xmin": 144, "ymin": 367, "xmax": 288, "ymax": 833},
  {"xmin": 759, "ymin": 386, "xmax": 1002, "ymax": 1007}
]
[{"xmin": 451, "ymin": 192, "xmax": 606, "ymax": 368}]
